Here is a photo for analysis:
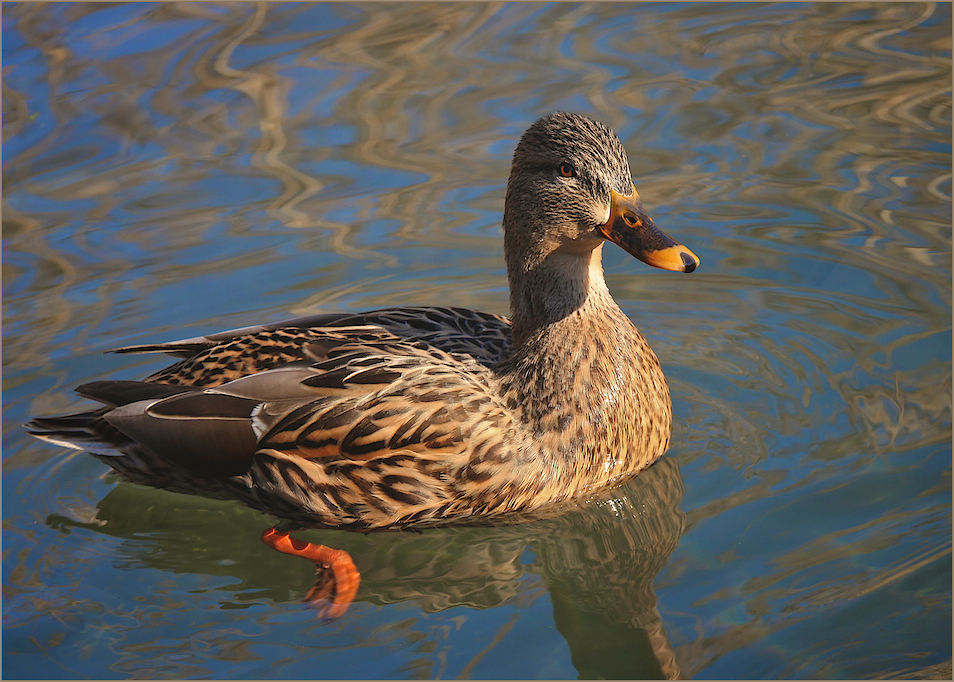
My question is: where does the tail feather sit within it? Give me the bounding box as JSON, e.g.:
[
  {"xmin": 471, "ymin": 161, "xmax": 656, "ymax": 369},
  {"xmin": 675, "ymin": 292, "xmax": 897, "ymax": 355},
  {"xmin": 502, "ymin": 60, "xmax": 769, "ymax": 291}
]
[
  {"xmin": 25, "ymin": 409, "xmax": 130, "ymax": 455},
  {"xmin": 26, "ymin": 381, "xmax": 197, "ymax": 453}
]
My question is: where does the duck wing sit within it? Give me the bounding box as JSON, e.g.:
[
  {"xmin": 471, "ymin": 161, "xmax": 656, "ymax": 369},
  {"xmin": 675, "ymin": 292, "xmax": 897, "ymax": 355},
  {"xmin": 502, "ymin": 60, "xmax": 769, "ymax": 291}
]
[
  {"xmin": 117, "ymin": 306, "xmax": 510, "ymax": 387},
  {"xmin": 29, "ymin": 308, "xmax": 517, "ymax": 528}
]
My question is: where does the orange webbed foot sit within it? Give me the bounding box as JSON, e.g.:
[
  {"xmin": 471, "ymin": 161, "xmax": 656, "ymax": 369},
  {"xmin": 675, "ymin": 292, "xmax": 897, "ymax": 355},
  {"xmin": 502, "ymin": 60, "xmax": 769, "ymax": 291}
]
[{"xmin": 261, "ymin": 528, "xmax": 361, "ymax": 619}]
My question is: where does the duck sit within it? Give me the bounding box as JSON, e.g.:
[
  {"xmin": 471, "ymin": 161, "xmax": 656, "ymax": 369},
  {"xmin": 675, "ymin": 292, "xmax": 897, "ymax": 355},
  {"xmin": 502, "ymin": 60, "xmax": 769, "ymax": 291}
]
[{"xmin": 27, "ymin": 111, "xmax": 699, "ymax": 617}]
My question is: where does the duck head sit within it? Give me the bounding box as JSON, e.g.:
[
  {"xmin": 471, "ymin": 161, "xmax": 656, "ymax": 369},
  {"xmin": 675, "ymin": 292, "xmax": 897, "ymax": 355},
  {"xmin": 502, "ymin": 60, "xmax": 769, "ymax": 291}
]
[{"xmin": 503, "ymin": 112, "xmax": 699, "ymax": 276}]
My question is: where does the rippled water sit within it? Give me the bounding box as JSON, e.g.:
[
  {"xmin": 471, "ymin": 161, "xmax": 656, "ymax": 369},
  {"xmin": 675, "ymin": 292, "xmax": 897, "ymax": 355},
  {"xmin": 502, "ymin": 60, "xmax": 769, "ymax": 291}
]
[{"xmin": 3, "ymin": 2, "xmax": 951, "ymax": 679}]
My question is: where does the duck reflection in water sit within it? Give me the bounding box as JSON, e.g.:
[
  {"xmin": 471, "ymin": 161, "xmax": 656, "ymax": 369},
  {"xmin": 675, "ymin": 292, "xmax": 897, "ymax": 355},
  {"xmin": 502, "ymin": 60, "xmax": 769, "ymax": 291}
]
[{"xmin": 49, "ymin": 455, "xmax": 686, "ymax": 679}]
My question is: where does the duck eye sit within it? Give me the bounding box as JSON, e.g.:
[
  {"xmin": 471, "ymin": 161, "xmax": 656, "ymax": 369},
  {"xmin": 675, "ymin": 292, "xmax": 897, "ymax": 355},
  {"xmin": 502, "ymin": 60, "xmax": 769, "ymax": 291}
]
[{"xmin": 559, "ymin": 163, "xmax": 576, "ymax": 178}]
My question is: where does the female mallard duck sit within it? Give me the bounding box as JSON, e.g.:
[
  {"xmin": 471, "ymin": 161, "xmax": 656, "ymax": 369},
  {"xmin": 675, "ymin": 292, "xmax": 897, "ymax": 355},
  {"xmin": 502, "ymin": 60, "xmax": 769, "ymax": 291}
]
[{"xmin": 28, "ymin": 112, "xmax": 699, "ymax": 617}]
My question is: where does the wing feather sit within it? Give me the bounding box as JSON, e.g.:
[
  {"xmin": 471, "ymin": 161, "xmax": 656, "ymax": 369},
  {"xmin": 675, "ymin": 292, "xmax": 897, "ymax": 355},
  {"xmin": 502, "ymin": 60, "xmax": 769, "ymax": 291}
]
[{"xmin": 33, "ymin": 306, "xmax": 518, "ymax": 528}]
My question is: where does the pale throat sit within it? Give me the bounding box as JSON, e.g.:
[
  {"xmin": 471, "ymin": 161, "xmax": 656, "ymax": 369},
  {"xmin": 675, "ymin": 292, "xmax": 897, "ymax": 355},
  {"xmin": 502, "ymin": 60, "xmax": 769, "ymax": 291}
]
[{"xmin": 510, "ymin": 240, "xmax": 619, "ymax": 346}]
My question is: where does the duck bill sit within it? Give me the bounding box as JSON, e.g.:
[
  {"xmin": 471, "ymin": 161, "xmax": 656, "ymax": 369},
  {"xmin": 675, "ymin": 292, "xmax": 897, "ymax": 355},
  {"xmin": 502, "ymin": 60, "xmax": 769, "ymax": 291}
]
[{"xmin": 599, "ymin": 187, "xmax": 699, "ymax": 273}]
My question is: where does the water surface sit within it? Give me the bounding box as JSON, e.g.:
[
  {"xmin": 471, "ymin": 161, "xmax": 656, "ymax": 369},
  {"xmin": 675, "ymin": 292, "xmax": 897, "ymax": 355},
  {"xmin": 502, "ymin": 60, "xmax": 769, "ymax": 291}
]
[{"xmin": 3, "ymin": 2, "xmax": 951, "ymax": 679}]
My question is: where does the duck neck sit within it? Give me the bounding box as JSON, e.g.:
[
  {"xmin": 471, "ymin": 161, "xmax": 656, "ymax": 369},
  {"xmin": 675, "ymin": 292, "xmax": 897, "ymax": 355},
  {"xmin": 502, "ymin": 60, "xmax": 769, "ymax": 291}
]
[
  {"xmin": 500, "ymin": 239, "xmax": 671, "ymax": 491},
  {"xmin": 508, "ymin": 242, "xmax": 617, "ymax": 348},
  {"xmin": 503, "ymin": 240, "xmax": 648, "ymax": 414},
  {"xmin": 500, "ymin": 241, "xmax": 672, "ymax": 492}
]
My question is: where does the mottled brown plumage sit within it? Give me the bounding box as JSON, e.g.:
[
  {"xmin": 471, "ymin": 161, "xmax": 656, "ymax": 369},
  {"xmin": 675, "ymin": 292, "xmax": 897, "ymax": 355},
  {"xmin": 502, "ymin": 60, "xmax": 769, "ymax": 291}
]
[{"xmin": 28, "ymin": 112, "xmax": 699, "ymax": 615}]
